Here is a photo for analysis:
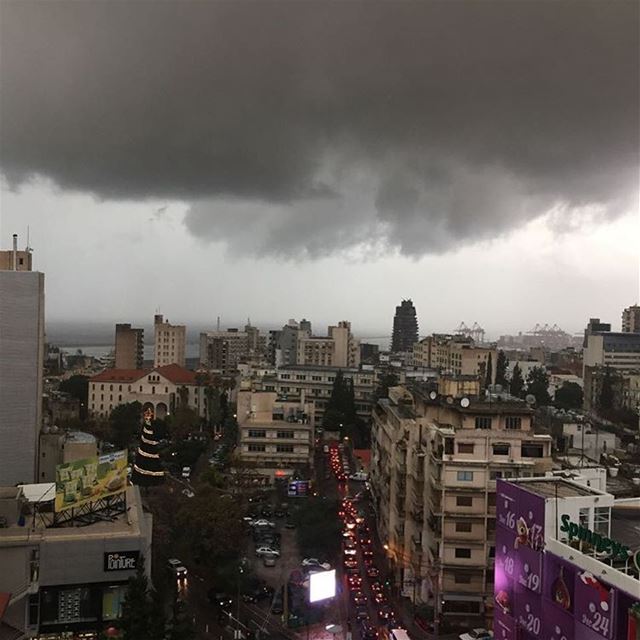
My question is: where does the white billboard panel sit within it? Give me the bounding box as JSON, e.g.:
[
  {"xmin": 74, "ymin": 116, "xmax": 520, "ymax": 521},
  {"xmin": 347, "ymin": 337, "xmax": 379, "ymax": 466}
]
[{"xmin": 309, "ymin": 569, "xmax": 336, "ymax": 603}]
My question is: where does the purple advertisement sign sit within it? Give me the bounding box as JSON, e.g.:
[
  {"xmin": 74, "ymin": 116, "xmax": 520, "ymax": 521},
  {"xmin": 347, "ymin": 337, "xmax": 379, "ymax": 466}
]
[
  {"xmin": 542, "ymin": 605, "xmax": 575, "ymax": 640},
  {"xmin": 515, "ymin": 543, "xmax": 543, "ymax": 594},
  {"xmin": 496, "ymin": 479, "xmax": 519, "ymax": 532},
  {"xmin": 574, "ymin": 570, "xmax": 614, "ymax": 638},
  {"xmin": 543, "ymin": 552, "xmax": 576, "ymax": 614},
  {"xmin": 494, "ymin": 526, "xmax": 517, "ymax": 615},
  {"xmin": 492, "ymin": 607, "xmax": 516, "ymax": 640},
  {"xmin": 514, "ymin": 484, "xmax": 545, "ymax": 552},
  {"xmin": 514, "ymin": 582, "xmax": 543, "ymax": 636}
]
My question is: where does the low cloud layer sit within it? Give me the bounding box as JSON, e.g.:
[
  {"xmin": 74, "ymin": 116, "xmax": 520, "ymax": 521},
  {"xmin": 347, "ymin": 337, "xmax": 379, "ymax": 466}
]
[{"xmin": 1, "ymin": 1, "xmax": 637, "ymax": 257}]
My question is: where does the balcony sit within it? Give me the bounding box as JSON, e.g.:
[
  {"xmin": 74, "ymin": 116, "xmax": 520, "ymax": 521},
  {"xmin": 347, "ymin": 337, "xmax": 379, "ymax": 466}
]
[{"xmin": 410, "ymin": 509, "xmax": 424, "ymax": 524}]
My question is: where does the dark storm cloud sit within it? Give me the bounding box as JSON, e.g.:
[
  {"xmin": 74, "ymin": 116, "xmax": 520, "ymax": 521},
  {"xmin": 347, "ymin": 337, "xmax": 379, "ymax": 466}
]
[{"xmin": 1, "ymin": 1, "xmax": 638, "ymax": 257}]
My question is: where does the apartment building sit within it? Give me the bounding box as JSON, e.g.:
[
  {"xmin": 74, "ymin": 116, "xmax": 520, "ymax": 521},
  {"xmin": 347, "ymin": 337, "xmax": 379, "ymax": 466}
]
[
  {"xmin": 200, "ymin": 328, "xmax": 252, "ymax": 375},
  {"xmin": 583, "ymin": 317, "xmax": 640, "ymax": 372},
  {"xmin": 114, "ymin": 323, "xmax": 144, "ymax": 369},
  {"xmin": 260, "ymin": 365, "xmax": 375, "ymax": 427},
  {"xmin": 0, "ymin": 237, "xmax": 45, "ymax": 486},
  {"xmin": 88, "ymin": 363, "xmax": 206, "ymax": 419},
  {"xmin": 268, "ymin": 319, "xmax": 312, "ymax": 366},
  {"xmin": 296, "ymin": 321, "xmax": 360, "ymax": 368},
  {"xmin": 622, "ymin": 304, "xmax": 640, "ymax": 333},
  {"xmin": 583, "ymin": 365, "xmax": 640, "ymax": 413},
  {"xmin": 0, "ymin": 234, "xmax": 32, "ymax": 270},
  {"xmin": 369, "ymin": 380, "xmax": 552, "ymax": 628},
  {"xmin": 413, "ymin": 334, "xmax": 496, "ymax": 382},
  {"xmin": 153, "ymin": 314, "xmax": 186, "ymax": 367},
  {"xmin": 236, "ymin": 388, "xmax": 315, "ymax": 483}
]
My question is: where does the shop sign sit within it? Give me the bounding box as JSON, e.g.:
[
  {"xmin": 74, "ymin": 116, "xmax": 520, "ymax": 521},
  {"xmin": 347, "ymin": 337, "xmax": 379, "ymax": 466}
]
[
  {"xmin": 559, "ymin": 515, "xmax": 630, "ymax": 560},
  {"xmin": 104, "ymin": 550, "xmax": 140, "ymax": 572}
]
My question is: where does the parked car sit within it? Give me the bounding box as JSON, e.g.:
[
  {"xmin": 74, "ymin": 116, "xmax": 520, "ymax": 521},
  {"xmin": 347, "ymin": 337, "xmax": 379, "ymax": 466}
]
[
  {"xmin": 459, "ymin": 630, "xmax": 493, "ymax": 640},
  {"xmin": 302, "ymin": 558, "xmax": 331, "ymax": 570},
  {"xmin": 181, "ymin": 466, "xmax": 191, "ymax": 479},
  {"xmin": 255, "ymin": 546, "xmax": 281, "ymax": 558},
  {"xmin": 251, "ymin": 519, "xmax": 276, "ymax": 528}
]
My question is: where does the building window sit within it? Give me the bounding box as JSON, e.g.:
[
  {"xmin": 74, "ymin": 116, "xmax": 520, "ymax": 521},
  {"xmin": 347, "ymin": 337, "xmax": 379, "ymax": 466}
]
[
  {"xmin": 492, "ymin": 443, "xmax": 510, "ymax": 456},
  {"xmin": 248, "ymin": 429, "xmax": 267, "ymax": 438},
  {"xmin": 152, "ymin": 387, "xmax": 155, "ymax": 394},
  {"xmin": 489, "ymin": 546, "xmax": 496, "ymax": 558},
  {"xmin": 521, "ymin": 443, "xmax": 544, "ymax": 458},
  {"xmin": 458, "ymin": 443, "xmax": 474, "ymax": 454},
  {"xmin": 457, "ymin": 471, "xmax": 473, "ymax": 481},
  {"xmin": 444, "ymin": 439, "xmax": 454, "ymax": 455},
  {"xmin": 488, "ymin": 493, "xmax": 496, "ymax": 506},
  {"xmin": 281, "ymin": 374, "xmax": 290, "ymax": 380},
  {"xmin": 110, "ymin": 384, "xmax": 113, "ymax": 391},
  {"xmin": 579, "ymin": 507, "xmax": 590, "ymax": 529},
  {"xmin": 119, "ymin": 385, "xmax": 122, "ymax": 391},
  {"xmin": 456, "ymin": 496, "xmax": 473, "ymax": 507},
  {"xmin": 475, "ymin": 416, "xmax": 492, "ymax": 430},
  {"xmin": 455, "ymin": 548, "xmax": 472, "ymax": 559},
  {"xmin": 296, "ymin": 375, "xmax": 306, "ymax": 380},
  {"xmin": 505, "ymin": 417, "xmax": 522, "ymax": 430},
  {"xmin": 248, "ymin": 444, "xmax": 266, "ymax": 452},
  {"xmin": 454, "ymin": 572, "xmax": 472, "ymax": 584},
  {"xmin": 490, "ymin": 470, "xmax": 503, "ymax": 480},
  {"xmin": 312, "ymin": 376, "xmax": 322, "ymax": 381},
  {"xmin": 455, "ymin": 522, "xmax": 472, "ymax": 533},
  {"xmin": 118, "ymin": 395, "xmax": 122, "ymax": 401},
  {"xmin": 277, "ymin": 431, "xmax": 294, "ymax": 439},
  {"xmin": 165, "ymin": 387, "xmax": 168, "ymax": 393},
  {"xmin": 276, "ymin": 445, "xmax": 294, "ymax": 453}
]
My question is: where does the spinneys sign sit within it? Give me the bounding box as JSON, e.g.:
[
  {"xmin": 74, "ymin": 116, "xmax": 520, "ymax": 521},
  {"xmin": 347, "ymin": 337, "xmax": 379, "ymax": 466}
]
[{"xmin": 560, "ymin": 514, "xmax": 630, "ymax": 560}]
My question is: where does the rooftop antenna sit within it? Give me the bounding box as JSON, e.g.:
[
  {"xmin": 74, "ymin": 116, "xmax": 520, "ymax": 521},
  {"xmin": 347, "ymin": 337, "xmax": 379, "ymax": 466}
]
[
  {"xmin": 26, "ymin": 225, "xmax": 31, "ymax": 252},
  {"xmin": 216, "ymin": 316, "xmax": 220, "ymax": 331}
]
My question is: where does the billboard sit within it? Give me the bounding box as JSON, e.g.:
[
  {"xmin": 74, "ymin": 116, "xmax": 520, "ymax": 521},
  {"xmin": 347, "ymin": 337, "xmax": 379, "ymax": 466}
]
[
  {"xmin": 288, "ymin": 480, "xmax": 311, "ymax": 498},
  {"xmin": 309, "ymin": 569, "xmax": 336, "ymax": 603},
  {"xmin": 55, "ymin": 450, "xmax": 128, "ymax": 512}
]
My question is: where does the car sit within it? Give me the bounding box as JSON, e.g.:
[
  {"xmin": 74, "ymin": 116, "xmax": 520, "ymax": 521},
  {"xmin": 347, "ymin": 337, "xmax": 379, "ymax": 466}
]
[
  {"xmin": 255, "ymin": 546, "xmax": 281, "ymax": 558},
  {"xmin": 352, "ymin": 592, "xmax": 367, "ymax": 606},
  {"xmin": 284, "ymin": 519, "xmax": 296, "ymax": 529},
  {"xmin": 345, "ymin": 566, "xmax": 360, "ymax": 576},
  {"xmin": 348, "ymin": 575, "xmax": 363, "ymax": 588},
  {"xmin": 355, "ymin": 607, "xmax": 369, "ymax": 622},
  {"xmin": 344, "ymin": 539, "xmax": 357, "ymax": 549},
  {"xmin": 251, "ymin": 519, "xmax": 276, "ymax": 528},
  {"xmin": 208, "ymin": 590, "xmax": 233, "ymax": 610},
  {"xmin": 302, "ymin": 558, "xmax": 331, "ymax": 570},
  {"xmin": 167, "ymin": 558, "xmax": 188, "ymax": 580},
  {"xmin": 366, "ymin": 567, "xmax": 380, "ymax": 579},
  {"xmin": 362, "ymin": 547, "xmax": 374, "ymax": 557},
  {"xmin": 373, "ymin": 591, "xmax": 386, "ymax": 605},
  {"xmin": 370, "ymin": 581, "xmax": 383, "ymax": 592},
  {"xmin": 361, "ymin": 622, "xmax": 378, "ymax": 640},
  {"xmin": 181, "ymin": 466, "xmax": 191, "ymax": 479},
  {"xmin": 261, "ymin": 506, "xmax": 272, "ymax": 517},
  {"xmin": 263, "ymin": 555, "xmax": 277, "ymax": 567},
  {"xmin": 255, "ymin": 537, "xmax": 280, "ymax": 548},
  {"xmin": 344, "ymin": 558, "xmax": 358, "ymax": 569},
  {"xmin": 182, "ymin": 488, "xmax": 195, "ymax": 498},
  {"xmin": 242, "ymin": 581, "xmax": 274, "ymax": 603},
  {"xmin": 343, "ymin": 547, "xmax": 357, "ymax": 556},
  {"xmin": 378, "ymin": 605, "xmax": 394, "ymax": 620},
  {"xmin": 459, "ymin": 630, "xmax": 493, "ymax": 640},
  {"xmin": 349, "ymin": 471, "xmax": 369, "ymax": 481}
]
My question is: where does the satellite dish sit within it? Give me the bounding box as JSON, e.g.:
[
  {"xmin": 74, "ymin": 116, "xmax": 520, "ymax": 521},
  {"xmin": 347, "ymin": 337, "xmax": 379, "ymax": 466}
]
[
  {"xmin": 460, "ymin": 397, "xmax": 470, "ymax": 408},
  {"xmin": 525, "ymin": 394, "xmax": 536, "ymax": 405},
  {"xmin": 429, "ymin": 390, "xmax": 438, "ymax": 401},
  {"xmin": 446, "ymin": 396, "xmax": 454, "ymax": 405}
]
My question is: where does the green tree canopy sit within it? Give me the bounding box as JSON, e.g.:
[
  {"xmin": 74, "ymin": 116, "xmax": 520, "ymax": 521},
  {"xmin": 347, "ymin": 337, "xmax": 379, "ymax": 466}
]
[
  {"xmin": 294, "ymin": 496, "xmax": 341, "ymax": 560},
  {"xmin": 525, "ymin": 366, "xmax": 551, "ymax": 405},
  {"xmin": 109, "ymin": 401, "xmax": 142, "ymax": 449},
  {"xmin": 485, "ymin": 353, "xmax": 493, "ymax": 388},
  {"xmin": 496, "ymin": 350, "xmax": 509, "ymax": 387},
  {"xmin": 375, "ymin": 371, "xmax": 399, "ymax": 401},
  {"xmin": 120, "ymin": 558, "xmax": 163, "ymax": 640},
  {"xmin": 60, "ymin": 374, "xmax": 89, "ymax": 404},
  {"xmin": 598, "ymin": 366, "xmax": 615, "ymax": 412},
  {"xmin": 554, "ymin": 382, "xmax": 583, "ymax": 410},
  {"xmin": 509, "ymin": 363, "xmax": 525, "ymax": 398},
  {"xmin": 167, "ymin": 596, "xmax": 195, "ymax": 640}
]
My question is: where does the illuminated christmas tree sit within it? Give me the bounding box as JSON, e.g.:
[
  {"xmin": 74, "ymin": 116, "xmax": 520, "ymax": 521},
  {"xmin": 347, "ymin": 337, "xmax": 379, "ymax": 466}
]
[{"xmin": 132, "ymin": 407, "xmax": 165, "ymax": 486}]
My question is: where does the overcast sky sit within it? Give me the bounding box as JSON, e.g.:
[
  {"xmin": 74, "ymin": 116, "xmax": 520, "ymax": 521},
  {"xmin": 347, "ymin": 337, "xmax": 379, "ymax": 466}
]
[{"xmin": 1, "ymin": 1, "xmax": 638, "ymax": 339}]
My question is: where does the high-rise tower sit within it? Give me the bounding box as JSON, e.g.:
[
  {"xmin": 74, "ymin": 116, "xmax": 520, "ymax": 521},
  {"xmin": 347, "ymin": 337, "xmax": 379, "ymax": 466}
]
[{"xmin": 391, "ymin": 299, "xmax": 418, "ymax": 352}]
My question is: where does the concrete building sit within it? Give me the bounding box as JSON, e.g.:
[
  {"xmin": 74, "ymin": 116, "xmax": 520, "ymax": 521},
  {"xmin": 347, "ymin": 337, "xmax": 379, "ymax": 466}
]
[
  {"xmin": 296, "ymin": 321, "xmax": 360, "ymax": 368},
  {"xmin": 583, "ymin": 365, "xmax": 640, "ymax": 414},
  {"xmin": 493, "ymin": 477, "xmax": 639, "ymax": 639},
  {"xmin": 413, "ymin": 334, "xmax": 497, "ymax": 382},
  {"xmin": 38, "ymin": 430, "xmax": 99, "ymax": 483},
  {"xmin": 0, "ymin": 234, "xmax": 33, "ymax": 271},
  {"xmin": 0, "ymin": 485, "xmax": 152, "ymax": 639},
  {"xmin": 583, "ymin": 317, "xmax": 640, "ymax": 373},
  {"xmin": 622, "ymin": 304, "xmax": 640, "ymax": 333},
  {"xmin": 153, "ymin": 314, "xmax": 186, "ymax": 367},
  {"xmin": 369, "ymin": 380, "xmax": 553, "ymax": 628},
  {"xmin": 391, "ymin": 299, "xmax": 419, "ymax": 353},
  {"xmin": 0, "ymin": 238, "xmax": 45, "ymax": 486},
  {"xmin": 88, "ymin": 363, "xmax": 205, "ymax": 420},
  {"xmin": 260, "ymin": 365, "xmax": 375, "ymax": 427},
  {"xmin": 114, "ymin": 323, "xmax": 144, "ymax": 370},
  {"xmin": 200, "ymin": 328, "xmax": 251, "ymax": 375},
  {"xmin": 236, "ymin": 388, "xmax": 315, "ymax": 483}
]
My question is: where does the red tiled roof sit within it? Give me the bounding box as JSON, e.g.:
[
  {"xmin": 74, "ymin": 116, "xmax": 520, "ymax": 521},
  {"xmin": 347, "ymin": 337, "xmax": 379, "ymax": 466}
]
[
  {"xmin": 90, "ymin": 368, "xmax": 148, "ymax": 383},
  {"xmin": 156, "ymin": 363, "xmax": 198, "ymax": 384}
]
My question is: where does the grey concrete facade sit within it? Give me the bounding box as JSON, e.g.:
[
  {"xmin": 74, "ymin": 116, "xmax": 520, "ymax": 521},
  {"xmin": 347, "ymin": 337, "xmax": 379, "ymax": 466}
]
[{"xmin": 0, "ymin": 271, "xmax": 45, "ymax": 485}]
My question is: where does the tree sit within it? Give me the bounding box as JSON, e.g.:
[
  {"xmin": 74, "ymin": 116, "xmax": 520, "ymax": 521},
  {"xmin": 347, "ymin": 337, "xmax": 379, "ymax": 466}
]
[
  {"xmin": 166, "ymin": 405, "xmax": 200, "ymax": 442},
  {"xmin": 485, "ymin": 353, "xmax": 493, "ymax": 388},
  {"xmin": 375, "ymin": 371, "xmax": 399, "ymax": 401},
  {"xmin": 509, "ymin": 363, "xmax": 525, "ymax": 398},
  {"xmin": 598, "ymin": 366, "xmax": 615, "ymax": 412},
  {"xmin": 167, "ymin": 595, "xmax": 195, "ymax": 640},
  {"xmin": 120, "ymin": 558, "xmax": 154, "ymax": 640},
  {"xmin": 525, "ymin": 366, "xmax": 551, "ymax": 406},
  {"xmin": 294, "ymin": 496, "xmax": 342, "ymax": 560},
  {"xmin": 554, "ymin": 382, "xmax": 583, "ymax": 410},
  {"xmin": 59, "ymin": 374, "xmax": 89, "ymax": 419},
  {"xmin": 496, "ymin": 350, "xmax": 509, "ymax": 387},
  {"xmin": 109, "ymin": 402, "xmax": 142, "ymax": 449}
]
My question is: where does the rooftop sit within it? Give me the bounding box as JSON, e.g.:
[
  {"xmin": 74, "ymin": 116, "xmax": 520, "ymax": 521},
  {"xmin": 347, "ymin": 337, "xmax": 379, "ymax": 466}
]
[{"xmin": 516, "ymin": 477, "xmax": 601, "ymax": 499}]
